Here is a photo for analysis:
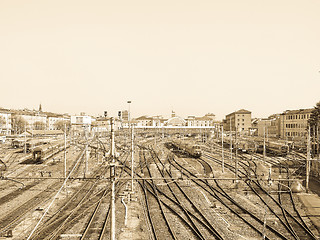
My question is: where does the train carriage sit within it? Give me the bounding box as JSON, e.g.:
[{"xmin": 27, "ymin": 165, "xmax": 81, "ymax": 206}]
[
  {"xmin": 171, "ymin": 139, "xmax": 202, "ymax": 158},
  {"xmin": 32, "ymin": 139, "xmax": 69, "ymax": 163}
]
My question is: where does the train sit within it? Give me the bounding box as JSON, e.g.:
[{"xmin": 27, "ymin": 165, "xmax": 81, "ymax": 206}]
[
  {"xmin": 219, "ymin": 137, "xmax": 257, "ymax": 153},
  {"xmin": 256, "ymin": 141, "xmax": 289, "ymax": 156},
  {"xmin": 32, "ymin": 139, "xmax": 70, "ymax": 163},
  {"xmin": 11, "ymin": 138, "xmax": 52, "ymax": 152},
  {"xmin": 170, "ymin": 139, "xmax": 202, "ymax": 158},
  {"xmin": 237, "ymin": 140, "xmax": 257, "ymax": 153}
]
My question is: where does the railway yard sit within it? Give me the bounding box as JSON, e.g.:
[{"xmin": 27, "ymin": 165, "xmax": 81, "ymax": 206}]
[{"xmin": 0, "ymin": 128, "xmax": 320, "ymax": 240}]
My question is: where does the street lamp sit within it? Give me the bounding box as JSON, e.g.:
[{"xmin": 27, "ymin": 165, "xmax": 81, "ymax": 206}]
[
  {"xmin": 127, "ymin": 100, "xmax": 134, "ymax": 193},
  {"xmin": 127, "ymin": 101, "xmax": 131, "ymax": 124}
]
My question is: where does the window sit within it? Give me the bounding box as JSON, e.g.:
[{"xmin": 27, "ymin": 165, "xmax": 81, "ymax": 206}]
[{"xmin": 242, "ymin": 119, "xmax": 244, "ymax": 121}]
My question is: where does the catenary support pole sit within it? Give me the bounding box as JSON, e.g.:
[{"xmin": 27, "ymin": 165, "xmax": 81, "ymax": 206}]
[
  {"xmin": 64, "ymin": 124, "xmax": 67, "ymax": 191},
  {"xmin": 110, "ymin": 118, "xmax": 116, "ymax": 240},
  {"xmin": 222, "ymin": 125, "xmax": 224, "ymax": 173},
  {"xmin": 263, "ymin": 126, "xmax": 266, "ymax": 162},
  {"xmin": 306, "ymin": 126, "xmax": 311, "ymax": 193},
  {"xmin": 131, "ymin": 124, "xmax": 134, "ymax": 192}
]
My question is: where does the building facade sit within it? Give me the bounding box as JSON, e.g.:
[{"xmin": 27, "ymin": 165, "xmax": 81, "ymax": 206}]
[
  {"xmin": 279, "ymin": 109, "xmax": 313, "ymax": 140},
  {"xmin": 47, "ymin": 114, "xmax": 70, "ymax": 130},
  {"xmin": 225, "ymin": 109, "xmax": 252, "ymax": 134},
  {"xmin": 0, "ymin": 111, "xmax": 12, "ymax": 135},
  {"xmin": 71, "ymin": 114, "xmax": 94, "ymax": 132},
  {"xmin": 256, "ymin": 115, "xmax": 280, "ymax": 138},
  {"xmin": 17, "ymin": 113, "xmax": 47, "ymax": 130},
  {"xmin": 186, "ymin": 114, "xmax": 215, "ymax": 127}
]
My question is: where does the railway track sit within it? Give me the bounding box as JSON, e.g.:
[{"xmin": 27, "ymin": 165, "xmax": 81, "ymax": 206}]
[
  {"xmin": 0, "ymin": 145, "xmax": 90, "ymax": 238},
  {"xmin": 201, "ymin": 149, "xmax": 317, "ymax": 240}
]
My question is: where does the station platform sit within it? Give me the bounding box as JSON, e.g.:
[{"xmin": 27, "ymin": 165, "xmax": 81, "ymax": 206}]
[
  {"xmin": 298, "ymin": 193, "xmax": 320, "ymax": 231},
  {"xmin": 298, "ymin": 178, "xmax": 320, "ymax": 235}
]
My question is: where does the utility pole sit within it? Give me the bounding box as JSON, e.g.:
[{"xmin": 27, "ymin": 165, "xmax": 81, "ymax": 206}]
[
  {"xmin": 131, "ymin": 124, "xmax": 134, "ymax": 192},
  {"xmin": 306, "ymin": 126, "xmax": 311, "ymax": 193},
  {"xmin": 230, "ymin": 119, "xmax": 233, "ymax": 161},
  {"xmin": 64, "ymin": 124, "xmax": 67, "ymax": 190},
  {"xmin": 84, "ymin": 125, "xmax": 88, "ymax": 178},
  {"xmin": 24, "ymin": 124, "xmax": 27, "ymax": 154},
  {"xmin": 110, "ymin": 118, "xmax": 116, "ymax": 240},
  {"xmin": 235, "ymin": 126, "xmax": 238, "ymax": 182},
  {"xmin": 263, "ymin": 126, "xmax": 266, "ymax": 162},
  {"xmin": 222, "ymin": 125, "xmax": 224, "ymax": 173}
]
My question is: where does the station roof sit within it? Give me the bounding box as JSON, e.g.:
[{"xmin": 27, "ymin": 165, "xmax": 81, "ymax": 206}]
[{"xmin": 26, "ymin": 130, "xmax": 64, "ymax": 136}]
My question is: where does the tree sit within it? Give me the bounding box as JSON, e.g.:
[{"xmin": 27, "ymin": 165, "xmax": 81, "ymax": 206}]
[
  {"xmin": 11, "ymin": 116, "xmax": 28, "ymax": 134},
  {"xmin": 33, "ymin": 121, "xmax": 46, "ymax": 130},
  {"xmin": 308, "ymin": 101, "xmax": 320, "ymax": 157},
  {"xmin": 54, "ymin": 120, "xmax": 71, "ymax": 133}
]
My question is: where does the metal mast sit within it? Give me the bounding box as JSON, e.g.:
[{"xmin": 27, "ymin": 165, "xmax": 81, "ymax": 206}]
[
  {"xmin": 306, "ymin": 126, "xmax": 311, "ymax": 193},
  {"xmin": 131, "ymin": 124, "xmax": 134, "ymax": 192},
  {"xmin": 110, "ymin": 118, "xmax": 116, "ymax": 240},
  {"xmin": 222, "ymin": 125, "xmax": 224, "ymax": 173}
]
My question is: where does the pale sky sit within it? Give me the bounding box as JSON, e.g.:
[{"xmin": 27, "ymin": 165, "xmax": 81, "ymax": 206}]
[{"xmin": 0, "ymin": 0, "xmax": 319, "ymax": 120}]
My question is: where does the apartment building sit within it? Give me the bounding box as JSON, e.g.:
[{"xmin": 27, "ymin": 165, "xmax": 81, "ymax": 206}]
[
  {"xmin": 225, "ymin": 109, "xmax": 252, "ymax": 134},
  {"xmin": 279, "ymin": 108, "xmax": 313, "ymax": 140},
  {"xmin": 0, "ymin": 110, "xmax": 12, "ymax": 135}
]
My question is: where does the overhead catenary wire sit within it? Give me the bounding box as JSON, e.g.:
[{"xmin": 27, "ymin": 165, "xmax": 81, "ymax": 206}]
[{"xmin": 26, "ymin": 145, "xmax": 88, "ymax": 240}]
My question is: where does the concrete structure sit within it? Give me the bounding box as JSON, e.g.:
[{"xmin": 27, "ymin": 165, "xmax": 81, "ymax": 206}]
[
  {"xmin": 224, "ymin": 109, "xmax": 252, "ymax": 134},
  {"xmin": 279, "ymin": 108, "xmax": 313, "ymax": 140},
  {"xmin": 26, "ymin": 129, "xmax": 64, "ymax": 137}
]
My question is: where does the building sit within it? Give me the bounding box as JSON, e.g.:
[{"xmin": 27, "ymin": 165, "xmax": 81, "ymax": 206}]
[
  {"xmin": 92, "ymin": 117, "xmax": 111, "ymax": 133},
  {"xmin": 256, "ymin": 115, "xmax": 281, "ymax": 138},
  {"xmin": 135, "ymin": 116, "xmax": 153, "ymax": 127},
  {"xmin": 186, "ymin": 114, "xmax": 215, "ymax": 127},
  {"xmin": 71, "ymin": 114, "xmax": 94, "ymax": 132},
  {"xmin": 121, "ymin": 110, "xmax": 129, "ymax": 121},
  {"xmin": 15, "ymin": 112, "xmax": 47, "ymax": 130},
  {"xmin": 279, "ymin": 108, "xmax": 313, "ymax": 140},
  {"xmin": 0, "ymin": 110, "xmax": 12, "ymax": 135},
  {"xmin": 134, "ymin": 115, "xmax": 166, "ymax": 128},
  {"xmin": 224, "ymin": 109, "xmax": 252, "ymax": 134},
  {"xmin": 46, "ymin": 113, "xmax": 70, "ymax": 130}
]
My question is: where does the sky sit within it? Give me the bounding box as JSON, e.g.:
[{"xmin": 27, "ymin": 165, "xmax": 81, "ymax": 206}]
[{"xmin": 0, "ymin": 0, "xmax": 319, "ymax": 120}]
